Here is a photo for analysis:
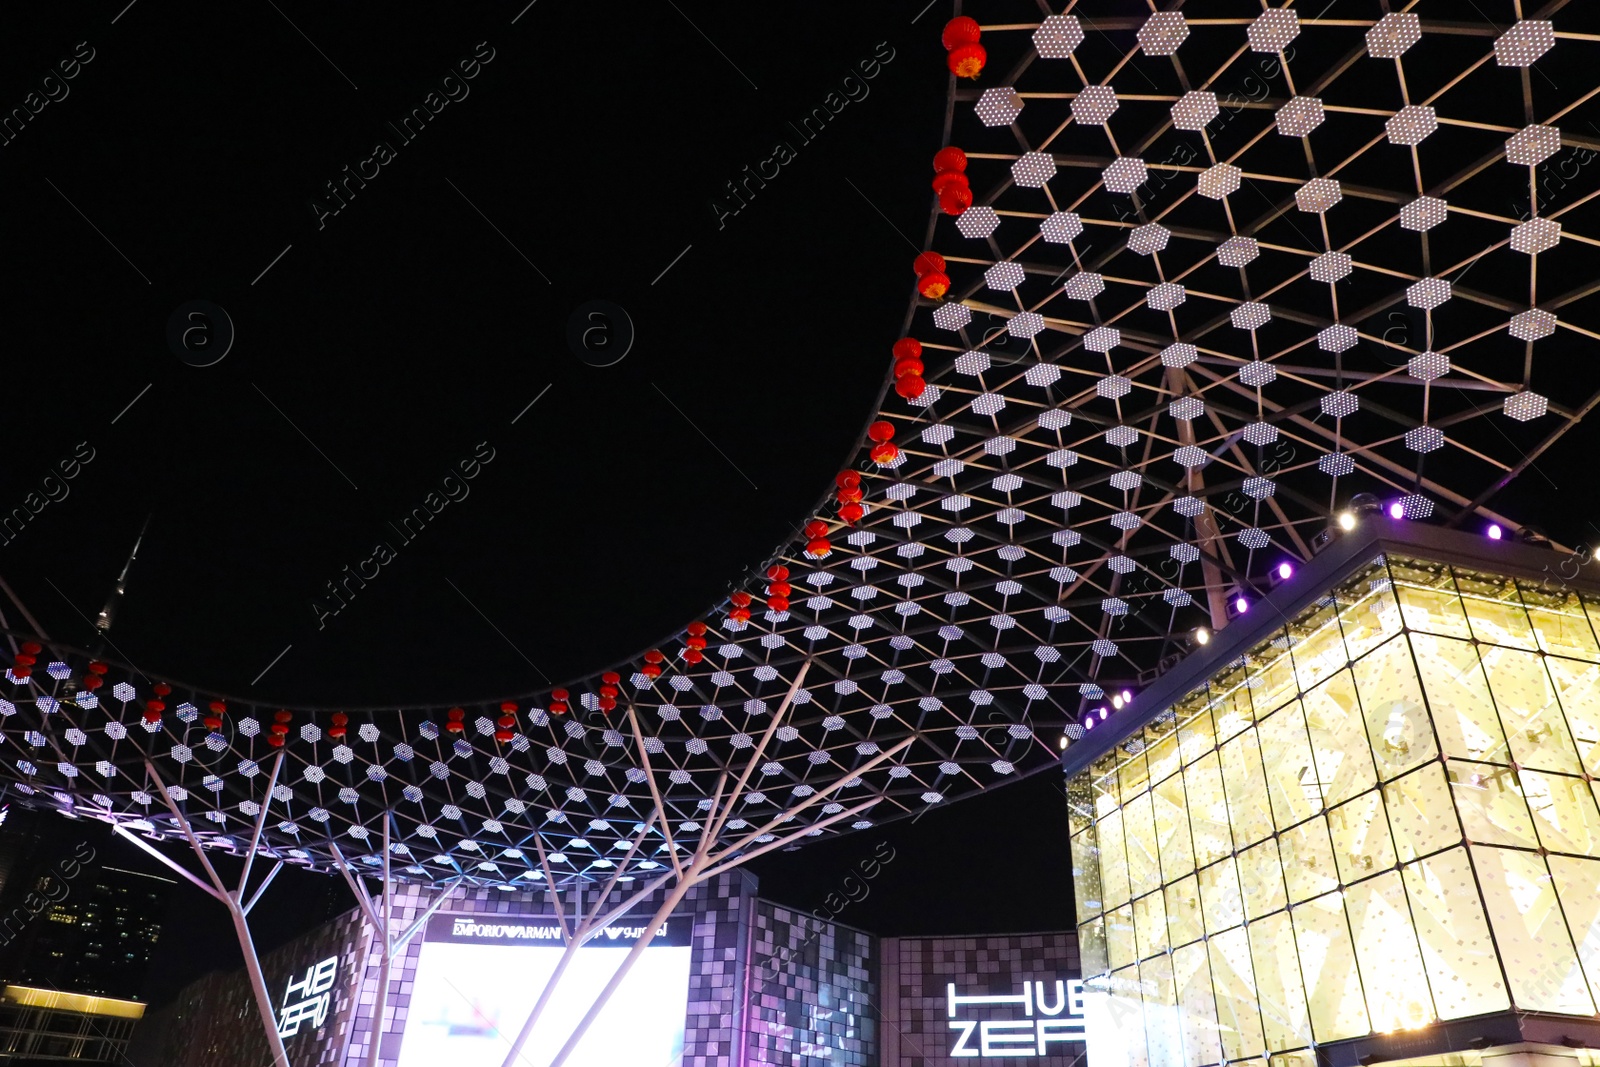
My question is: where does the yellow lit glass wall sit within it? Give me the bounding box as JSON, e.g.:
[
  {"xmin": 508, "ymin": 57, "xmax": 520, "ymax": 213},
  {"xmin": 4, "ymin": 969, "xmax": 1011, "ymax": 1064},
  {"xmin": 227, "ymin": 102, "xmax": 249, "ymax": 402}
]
[{"xmin": 1068, "ymin": 556, "xmax": 1600, "ymax": 1067}]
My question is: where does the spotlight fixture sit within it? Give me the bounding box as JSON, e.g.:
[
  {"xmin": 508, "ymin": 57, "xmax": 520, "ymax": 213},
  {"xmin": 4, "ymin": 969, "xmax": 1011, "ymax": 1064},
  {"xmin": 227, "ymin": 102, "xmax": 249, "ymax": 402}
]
[
  {"xmin": 1388, "ymin": 502, "xmax": 1405, "ymax": 520},
  {"xmin": 1193, "ymin": 627, "xmax": 1211, "ymax": 646},
  {"xmin": 1234, "ymin": 595, "xmax": 1249, "ymax": 614},
  {"xmin": 1487, "ymin": 523, "xmax": 1504, "ymax": 541},
  {"xmin": 1276, "ymin": 561, "xmax": 1293, "ymax": 580},
  {"xmin": 1111, "ymin": 695, "xmax": 1125, "ymax": 710},
  {"xmin": 1337, "ymin": 511, "xmax": 1357, "ymax": 531},
  {"xmin": 1098, "ymin": 707, "xmax": 1108, "ymax": 720},
  {"xmin": 1058, "ymin": 735, "xmax": 1069, "ymax": 751},
  {"xmin": 1084, "ymin": 717, "xmax": 1094, "ymax": 731},
  {"xmin": 1121, "ymin": 689, "xmax": 1132, "ymax": 703}
]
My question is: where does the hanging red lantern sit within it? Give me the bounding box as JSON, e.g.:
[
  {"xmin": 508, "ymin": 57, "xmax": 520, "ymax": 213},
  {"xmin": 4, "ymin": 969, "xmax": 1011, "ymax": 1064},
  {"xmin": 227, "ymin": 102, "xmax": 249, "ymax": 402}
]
[
  {"xmin": 550, "ymin": 687, "xmax": 570, "ymax": 715},
  {"xmin": 938, "ymin": 184, "xmax": 973, "ymax": 216},
  {"xmin": 917, "ymin": 272, "xmax": 951, "ymax": 299},
  {"xmin": 894, "ymin": 357, "xmax": 925, "ymax": 380},
  {"xmin": 913, "ymin": 253, "xmax": 945, "ymax": 279},
  {"xmin": 948, "ymin": 42, "xmax": 987, "ymax": 79},
  {"xmin": 12, "ymin": 654, "xmax": 35, "ymax": 668},
  {"xmin": 688, "ymin": 621, "xmax": 707, "ymax": 636},
  {"xmin": 868, "ymin": 421, "xmax": 895, "ymax": 444},
  {"xmin": 445, "ymin": 706, "xmax": 466, "ymax": 733},
  {"xmin": 840, "ymin": 502, "xmax": 865, "ymax": 523},
  {"xmin": 767, "ymin": 595, "xmax": 790, "ymax": 612},
  {"xmin": 642, "ymin": 649, "xmax": 664, "ymax": 679},
  {"xmin": 835, "ymin": 470, "xmax": 862, "ymax": 490},
  {"xmin": 806, "ymin": 537, "xmax": 832, "ymax": 558},
  {"xmin": 498, "ymin": 701, "xmax": 518, "ymax": 735},
  {"xmin": 896, "ymin": 375, "xmax": 928, "ymax": 400},
  {"xmin": 685, "ymin": 648, "xmax": 704, "ymax": 664},
  {"xmin": 931, "ymin": 170, "xmax": 969, "ymax": 198},
  {"xmin": 892, "ymin": 338, "xmax": 922, "ymax": 361},
  {"xmin": 766, "ymin": 564, "xmax": 790, "ymax": 580},
  {"xmin": 933, "ymin": 146, "xmax": 968, "ymax": 174},
  {"xmin": 870, "ymin": 441, "xmax": 900, "ymax": 465},
  {"xmin": 81, "ymin": 674, "xmax": 103, "ymax": 690},
  {"xmin": 329, "ymin": 712, "xmax": 348, "ymax": 739},
  {"xmin": 204, "ymin": 700, "xmax": 226, "ymax": 731},
  {"xmin": 144, "ymin": 699, "xmax": 165, "ymax": 724},
  {"xmin": 88, "ymin": 661, "xmax": 108, "ymax": 675},
  {"xmin": 942, "ymin": 16, "xmax": 981, "ymax": 50},
  {"xmin": 805, "ymin": 520, "xmax": 829, "ymax": 538},
  {"xmin": 837, "ymin": 486, "xmax": 863, "ymax": 504},
  {"xmin": 153, "ymin": 683, "xmax": 172, "ymax": 697}
]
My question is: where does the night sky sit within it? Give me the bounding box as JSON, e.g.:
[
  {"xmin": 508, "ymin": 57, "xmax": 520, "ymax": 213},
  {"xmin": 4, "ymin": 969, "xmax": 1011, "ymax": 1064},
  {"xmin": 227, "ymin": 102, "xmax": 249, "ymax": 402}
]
[{"xmin": 2, "ymin": 0, "xmax": 1596, "ymax": 1005}]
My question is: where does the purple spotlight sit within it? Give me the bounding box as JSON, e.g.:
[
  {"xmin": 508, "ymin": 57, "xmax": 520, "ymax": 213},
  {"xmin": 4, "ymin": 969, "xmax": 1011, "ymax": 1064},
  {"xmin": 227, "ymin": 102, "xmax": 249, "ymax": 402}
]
[
  {"xmin": 1098, "ymin": 707, "xmax": 1109, "ymax": 720},
  {"xmin": 1276, "ymin": 561, "xmax": 1293, "ymax": 581},
  {"xmin": 1235, "ymin": 595, "xmax": 1249, "ymax": 614},
  {"xmin": 1121, "ymin": 689, "xmax": 1133, "ymax": 703},
  {"xmin": 1084, "ymin": 717, "xmax": 1094, "ymax": 730},
  {"xmin": 1388, "ymin": 501, "xmax": 1405, "ymax": 520},
  {"xmin": 1487, "ymin": 523, "xmax": 1504, "ymax": 541}
]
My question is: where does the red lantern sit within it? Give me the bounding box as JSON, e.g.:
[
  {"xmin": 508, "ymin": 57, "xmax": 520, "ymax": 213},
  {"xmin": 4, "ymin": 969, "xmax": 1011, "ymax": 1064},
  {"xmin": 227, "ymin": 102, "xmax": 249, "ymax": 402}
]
[
  {"xmin": 501, "ymin": 701, "xmax": 517, "ymax": 714},
  {"xmin": 806, "ymin": 537, "xmax": 832, "ymax": 558},
  {"xmin": 766, "ymin": 564, "xmax": 790, "ymax": 580},
  {"xmin": 685, "ymin": 648, "xmax": 704, "ymax": 664},
  {"xmin": 939, "ymin": 184, "xmax": 972, "ymax": 216},
  {"xmin": 768, "ymin": 580, "xmax": 792, "ymax": 597},
  {"xmin": 948, "ymin": 42, "xmax": 987, "ymax": 79},
  {"xmin": 82, "ymin": 675, "xmax": 103, "ymax": 690},
  {"xmin": 12, "ymin": 654, "xmax": 35, "ymax": 668},
  {"xmin": 896, "ymin": 375, "xmax": 928, "ymax": 400},
  {"xmin": 20, "ymin": 642, "xmax": 40, "ymax": 655},
  {"xmin": 933, "ymin": 146, "xmax": 968, "ymax": 174},
  {"xmin": 731, "ymin": 591, "xmax": 752, "ymax": 607},
  {"xmin": 153, "ymin": 683, "xmax": 172, "ymax": 697},
  {"xmin": 642, "ymin": 663, "xmax": 662, "ymax": 679},
  {"xmin": 837, "ymin": 486, "xmax": 863, "ymax": 504},
  {"xmin": 495, "ymin": 729, "xmax": 514, "ymax": 742},
  {"xmin": 868, "ymin": 420, "xmax": 895, "ymax": 444},
  {"xmin": 894, "ymin": 358, "xmax": 925, "ymax": 379},
  {"xmin": 913, "ymin": 253, "xmax": 945, "ymax": 278},
  {"xmin": 598, "ymin": 697, "xmax": 616, "ymax": 712},
  {"xmin": 446, "ymin": 707, "xmax": 466, "ymax": 733},
  {"xmin": 870, "ymin": 441, "xmax": 900, "ymax": 465},
  {"xmin": 329, "ymin": 712, "xmax": 348, "ymax": 739},
  {"xmin": 931, "ymin": 170, "xmax": 969, "ymax": 197},
  {"xmin": 840, "ymin": 503, "xmax": 865, "ymax": 523},
  {"xmin": 804, "ymin": 520, "xmax": 829, "ymax": 538},
  {"xmin": 10, "ymin": 666, "xmax": 29, "ymax": 680},
  {"xmin": 917, "ymin": 272, "xmax": 951, "ymax": 299},
  {"xmin": 835, "ymin": 470, "xmax": 861, "ymax": 490},
  {"xmin": 942, "ymin": 16, "xmax": 981, "ymax": 50},
  {"xmin": 687, "ymin": 621, "xmax": 707, "ymax": 637},
  {"xmin": 767, "ymin": 595, "xmax": 790, "ymax": 612},
  {"xmin": 686, "ymin": 636, "xmax": 707, "ymax": 650},
  {"xmin": 143, "ymin": 709, "xmax": 162, "ymax": 724},
  {"xmin": 550, "ymin": 701, "xmax": 569, "ymax": 715},
  {"xmin": 88, "ymin": 661, "xmax": 109, "ymax": 675},
  {"xmin": 644, "ymin": 649, "xmax": 664, "ymax": 664},
  {"xmin": 892, "ymin": 337, "xmax": 923, "ymax": 362},
  {"xmin": 268, "ymin": 733, "xmax": 286, "ymax": 747}
]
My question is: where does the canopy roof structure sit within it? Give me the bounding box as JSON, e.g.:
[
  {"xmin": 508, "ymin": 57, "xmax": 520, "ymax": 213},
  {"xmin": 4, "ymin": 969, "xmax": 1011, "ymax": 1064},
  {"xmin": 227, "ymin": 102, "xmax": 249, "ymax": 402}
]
[{"xmin": 2, "ymin": 3, "xmax": 1598, "ymax": 899}]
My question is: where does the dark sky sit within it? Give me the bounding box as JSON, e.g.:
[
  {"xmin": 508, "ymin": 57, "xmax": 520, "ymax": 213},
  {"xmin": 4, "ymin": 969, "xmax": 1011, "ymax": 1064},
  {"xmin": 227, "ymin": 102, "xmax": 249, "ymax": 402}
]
[{"xmin": 4, "ymin": 0, "xmax": 1598, "ymax": 1007}]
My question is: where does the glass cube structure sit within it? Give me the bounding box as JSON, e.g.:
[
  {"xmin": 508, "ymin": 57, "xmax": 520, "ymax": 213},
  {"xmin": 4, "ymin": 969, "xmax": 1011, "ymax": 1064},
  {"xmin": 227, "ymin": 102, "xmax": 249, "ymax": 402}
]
[{"xmin": 1064, "ymin": 534, "xmax": 1600, "ymax": 1067}]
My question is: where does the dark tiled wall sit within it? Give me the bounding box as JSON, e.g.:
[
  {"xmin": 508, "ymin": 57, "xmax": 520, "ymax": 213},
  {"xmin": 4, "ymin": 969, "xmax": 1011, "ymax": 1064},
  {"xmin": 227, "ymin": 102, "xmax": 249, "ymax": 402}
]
[
  {"xmin": 746, "ymin": 901, "xmax": 878, "ymax": 1067},
  {"xmin": 880, "ymin": 932, "xmax": 1080, "ymax": 1067}
]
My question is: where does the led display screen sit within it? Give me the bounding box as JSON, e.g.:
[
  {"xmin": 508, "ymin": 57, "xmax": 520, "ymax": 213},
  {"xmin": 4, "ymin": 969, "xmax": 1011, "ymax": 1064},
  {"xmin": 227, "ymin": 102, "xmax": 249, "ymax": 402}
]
[{"xmin": 395, "ymin": 914, "xmax": 692, "ymax": 1067}]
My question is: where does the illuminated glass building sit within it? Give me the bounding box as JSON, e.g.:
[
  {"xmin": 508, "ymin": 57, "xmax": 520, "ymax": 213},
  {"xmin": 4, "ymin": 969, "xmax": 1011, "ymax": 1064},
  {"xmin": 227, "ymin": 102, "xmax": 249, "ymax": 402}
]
[{"xmin": 1063, "ymin": 519, "xmax": 1600, "ymax": 1067}]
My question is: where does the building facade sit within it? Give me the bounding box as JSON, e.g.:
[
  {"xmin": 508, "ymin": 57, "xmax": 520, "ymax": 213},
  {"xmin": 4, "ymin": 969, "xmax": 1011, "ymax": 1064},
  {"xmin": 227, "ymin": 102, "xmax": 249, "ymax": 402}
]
[{"xmin": 1063, "ymin": 521, "xmax": 1600, "ymax": 1067}]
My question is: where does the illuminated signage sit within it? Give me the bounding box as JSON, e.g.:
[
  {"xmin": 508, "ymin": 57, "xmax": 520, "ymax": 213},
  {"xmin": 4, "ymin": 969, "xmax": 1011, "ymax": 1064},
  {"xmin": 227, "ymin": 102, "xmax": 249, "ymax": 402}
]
[
  {"xmin": 277, "ymin": 956, "xmax": 338, "ymax": 1038},
  {"xmin": 947, "ymin": 979, "xmax": 1087, "ymax": 1058},
  {"xmin": 424, "ymin": 913, "xmax": 691, "ymax": 947}
]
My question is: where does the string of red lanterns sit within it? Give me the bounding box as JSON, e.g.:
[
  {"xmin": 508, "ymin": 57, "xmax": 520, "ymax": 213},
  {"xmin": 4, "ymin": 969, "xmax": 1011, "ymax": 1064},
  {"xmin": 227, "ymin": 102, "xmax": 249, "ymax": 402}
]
[{"xmin": 942, "ymin": 16, "xmax": 986, "ymax": 79}]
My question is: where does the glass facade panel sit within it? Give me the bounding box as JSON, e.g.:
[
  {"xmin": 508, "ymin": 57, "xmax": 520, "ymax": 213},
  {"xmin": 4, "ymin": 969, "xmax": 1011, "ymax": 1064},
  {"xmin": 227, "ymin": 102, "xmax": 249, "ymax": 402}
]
[
  {"xmin": 1328, "ymin": 791, "xmax": 1397, "ymax": 884},
  {"xmin": 1411, "ymin": 633, "xmax": 1511, "ymax": 763},
  {"xmin": 1291, "ymin": 891, "xmax": 1370, "ymax": 1042},
  {"xmin": 1141, "ymin": 954, "xmax": 1184, "ymax": 1067},
  {"xmin": 1547, "ymin": 854, "xmax": 1600, "ymax": 1006},
  {"xmin": 1247, "ymin": 913, "xmax": 1311, "ymax": 1052},
  {"xmin": 1480, "ymin": 646, "xmax": 1584, "ymax": 774},
  {"xmin": 1521, "ymin": 769, "xmax": 1600, "ymax": 857},
  {"xmin": 1521, "ymin": 585, "xmax": 1600, "ymax": 661},
  {"xmin": 1399, "ymin": 847, "xmax": 1507, "ymax": 1019},
  {"xmin": 1382, "ymin": 762, "xmax": 1461, "ymax": 863},
  {"xmin": 1471, "ymin": 845, "xmax": 1595, "ymax": 1014},
  {"xmin": 1155, "ymin": 774, "xmax": 1196, "ymax": 882},
  {"xmin": 1068, "ymin": 553, "xmax": 1600, "ymax": 1067},
  {"xmin": 1208, "ymin": 928, "xmax": 1267, "ymax": 1062},
  {"xmin": 1185, "ymin": 753, "xmax": 1233, "ymax": 866},
  {"xmin": 1072, "ymin": 828, "xmax": 1104, "ymax": 923},
  {"xmin": 1456, "ymin": 569, "xmax": 1539, "ymax": 650},
  {"xmin": 1125, "ymin": 791, "xmax": 1162, "ymax": 899},
  {"xmin": 1107, "ymin": 903, "xmax": 1137, "ymax": 971},
  {"xmin": 1100, "ymin": 808, "xmax": 1131, "ymax": 910},
  {"xmin": 1199, "ymin": 858, "xmax": 1245, "ymax": 935},
  {"xmin": 1172, "ymin": 941, "xmax": 1223, "ymax": 1067},
  {"xmin": 1134, "ymin": 890, "xmax": 1170, "ymax": 960},
  {"xmin": 1238, "ymin": 838, "xmax": 1288, "ymax": 921},
  {"xmin": 1166, "ymin": 874, "xmax": 1204, "ymax": 950},
  {"xmin": 1258, "ymin": 704, "xmax": 1323, "ymax": 830},
  {"xmin": 1547, "ymin": 655, "xmax": 1600, "ymax": 774},
  {"xmin": 1334, "ymin": 562, "xmax": 1403, "ymax": 661},
  {"xmin": 1220, "ymin": 730, "xmax": 1275, "ymax": 848},
  {"xmin": 1389, "ymin": 559, "xmax": 1470, "ymax": 638},
  {"xmin": 1344, "ymin": 871, "xmax": 1435, "ymax": 1031},
  {"xmin": 1301, "ymin": 670, "xmax": 1377, "ymax": 806},
  {"xmin": 1279, "ymin": 818, "xmax": 1340, "ymax": 904},
  {"xmin": 1352, "ymin": 635, "xmax": 1437, "ymax": 780},
  {"xmin": 1449, "ymin": 761, "xmax": 1538, "ymax": 847}
]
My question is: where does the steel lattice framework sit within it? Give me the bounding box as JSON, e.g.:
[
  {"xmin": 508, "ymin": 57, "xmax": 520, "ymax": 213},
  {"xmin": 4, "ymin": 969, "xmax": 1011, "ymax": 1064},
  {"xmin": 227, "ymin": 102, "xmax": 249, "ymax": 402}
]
[{"xmin": 0, "ymin": 2, "xmax": 1597, "ymax": 908}]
